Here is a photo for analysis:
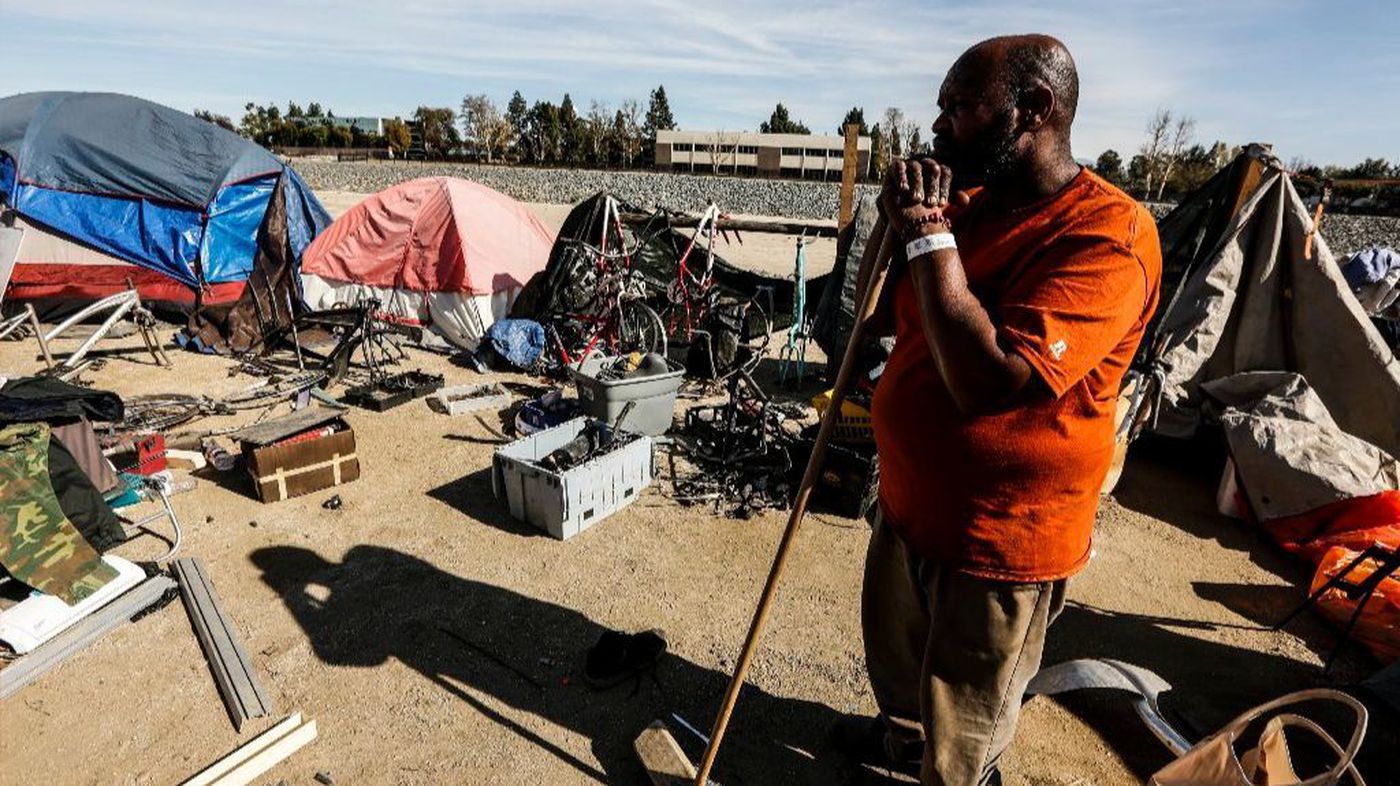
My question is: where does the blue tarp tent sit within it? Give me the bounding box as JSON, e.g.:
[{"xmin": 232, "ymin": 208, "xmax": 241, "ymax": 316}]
[{"xmin": 0, "ymin": 91, "xmax": 330, "ymax": 308}]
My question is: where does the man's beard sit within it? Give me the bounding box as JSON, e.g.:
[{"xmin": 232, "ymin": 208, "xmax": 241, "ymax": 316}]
[{"xmin": 941, "ymin": 113, "xmax": 1019, "ymax": 190}]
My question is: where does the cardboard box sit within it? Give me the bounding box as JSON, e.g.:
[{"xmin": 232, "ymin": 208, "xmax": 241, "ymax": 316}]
[{"xmin": 232, "ymin": 408, "xmax": 360, "ymax": 503}]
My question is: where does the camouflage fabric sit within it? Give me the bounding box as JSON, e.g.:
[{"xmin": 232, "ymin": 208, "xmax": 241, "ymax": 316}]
[{"xmin": 0, "ymin": 422, "xmax": 118, "ymax": 604}]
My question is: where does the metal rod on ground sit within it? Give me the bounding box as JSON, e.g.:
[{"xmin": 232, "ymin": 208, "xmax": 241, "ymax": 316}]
[
  {"xmin": 692, "ymin": 214, "xmax": 893, "ymax": 786},
  {"xmin": 284, "ymin": 291, "xmax": 305, "ymax": 371},
  {"xmin": 618, "ymin": 212, "xmax": 838, "ymax": 238}
]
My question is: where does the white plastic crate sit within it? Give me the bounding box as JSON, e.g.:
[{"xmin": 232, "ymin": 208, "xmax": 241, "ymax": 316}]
[
  {"xmin": 427, "ymin": 382, "xmax": 511, "ymax": 416},
  {"xmin": 491, "ymin": 417, "xmax": 654, "ymax": 540}
]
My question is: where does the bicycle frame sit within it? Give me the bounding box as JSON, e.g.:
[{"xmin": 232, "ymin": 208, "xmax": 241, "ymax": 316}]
[{"xmin": 39, "ymin": 289, "xmax": 171, "ymax": 379}]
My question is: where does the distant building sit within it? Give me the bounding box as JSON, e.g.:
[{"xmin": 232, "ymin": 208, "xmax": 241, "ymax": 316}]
[
  {"xmin": 287, "ymin": 115, "xmax": 387, "ymax": 136},
  {"xmin": 655, "ymin": 129, "xmax": 871, "ymax": 180},
  {"xmin": 327, "ymin": 116, "xmax": 386, "ymax": 136}
]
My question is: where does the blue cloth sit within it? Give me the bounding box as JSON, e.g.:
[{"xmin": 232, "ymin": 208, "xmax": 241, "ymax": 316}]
[
  {"xmin": 486, "ymin": 319, "xmax": 546, "ymax": 369},
  {"xmin": 1342, "ymin": 246, "xmax": 1400, "ymax": 289}
]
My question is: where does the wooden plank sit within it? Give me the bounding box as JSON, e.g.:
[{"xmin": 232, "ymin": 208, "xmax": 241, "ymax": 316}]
[
  {"xmin": 1225, "ymin": 144, "xmax": 1270, "ymax": 224},
  {"xmin": 226, "ymin": 406, "xmax": 343, "ymax": 446},
  {"xmin": 635, "ymin": 721, "xmax": 697, "ymax": 786},
  {"xmin": 190, "ymin": 718, "xmax": 317, "ymax": 786},
  {"xmin": 182, "ymin": 713, "xmax": 303, "ymax": 786},
  {"xmin": 174, "ymin": 558, "xmax": 273, "ymax": 730},
  {"xmin": 618, "ymin": 213, "xmax": 837, "ymax": 238},
  {"xmin": 0, "ymin": 575, "xmax": 176, "ymax": 700},
  {"xmin": 838, "ymin": 123, "xmax": 860, "ymax": 233}
]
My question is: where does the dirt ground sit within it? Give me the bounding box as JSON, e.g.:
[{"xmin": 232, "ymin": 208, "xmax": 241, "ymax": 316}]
[{"xmin": 1, "ymin": 196, "xmax": 1394, "ymax": 786}]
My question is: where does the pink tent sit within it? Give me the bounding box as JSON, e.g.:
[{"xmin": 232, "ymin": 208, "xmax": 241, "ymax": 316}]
[{"xmin": 300, "ymin": 177, "xmax": 554, "ymax": 349}]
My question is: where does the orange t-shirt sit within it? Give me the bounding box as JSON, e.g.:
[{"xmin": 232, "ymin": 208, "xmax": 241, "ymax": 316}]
[{"xmin": 871, "ymin": 169, "xmax": 1162, "ymax": 582}]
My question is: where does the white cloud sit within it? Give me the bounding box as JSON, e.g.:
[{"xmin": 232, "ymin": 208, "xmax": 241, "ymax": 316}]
[{"xmin": 2, "ymin": 0, "xmax": 1393, "ymax": 163}]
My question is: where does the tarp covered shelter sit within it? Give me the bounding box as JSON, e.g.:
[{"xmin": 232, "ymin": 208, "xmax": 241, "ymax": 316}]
[
  {"xmin": 300, "ymin": 176, "xmax": 553, "ymax": 350},
  {"xmin": 1142, "ymin": 147, "xmax": 1400, "ymax": 456},
  {"xmin": 0, "ymin": 91, "xmax": 329, "ymax": 312}
]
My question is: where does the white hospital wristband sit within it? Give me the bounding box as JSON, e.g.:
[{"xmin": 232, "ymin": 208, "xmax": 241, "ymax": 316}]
[{"xmin": 905, "ymin": 232, "xmax": 956, "ymax": 260}]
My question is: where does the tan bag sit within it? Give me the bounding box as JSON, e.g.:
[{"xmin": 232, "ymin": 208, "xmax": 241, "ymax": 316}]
[{"xmin": 1151, "ymin": 689, "xmax": 1367, "ymax": 786}]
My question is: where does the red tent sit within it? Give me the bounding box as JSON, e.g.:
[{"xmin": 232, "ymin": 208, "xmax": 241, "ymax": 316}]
[{"xmin": 300, "ymin": 177, "xmax": 554, "ymax": 348}]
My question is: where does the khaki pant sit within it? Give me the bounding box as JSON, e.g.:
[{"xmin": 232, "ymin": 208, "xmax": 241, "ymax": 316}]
[{"xmin": 862, "ymin": 510, "xmax": 1067, "ymax": 786}]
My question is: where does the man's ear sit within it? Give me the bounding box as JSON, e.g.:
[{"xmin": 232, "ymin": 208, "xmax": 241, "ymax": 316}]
[{"xmin": 1016, "ymin": 84, "xmax": 1055, "ymax": 133}]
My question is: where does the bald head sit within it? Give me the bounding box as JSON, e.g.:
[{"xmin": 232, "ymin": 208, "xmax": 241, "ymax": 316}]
[
  {"xmin": 931, "ymin": 34, "xmax": 1080, "ymax": 186},
  {"xmin": 950, "ymin": 34, "xmax": 1079, "ymax": 133}
]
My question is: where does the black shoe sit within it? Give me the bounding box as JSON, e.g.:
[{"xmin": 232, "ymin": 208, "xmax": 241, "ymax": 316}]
[
  {"xmin": 829, "ymin": 715, "xmax": 921, "ymax": 776},
  {"xmin": 582, "ymin": 629, "xmax": 667, "ymax": 688}
]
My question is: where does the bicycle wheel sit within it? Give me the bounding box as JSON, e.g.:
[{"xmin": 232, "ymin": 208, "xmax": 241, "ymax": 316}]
[
  {"xmin": 122, "ymin": 395, "xmax": 210, "ymax": 432},
  {"xmin": 222, "ymin": 371, "xmax": 327, "ymax": 410},
  {"xmin": 618, "ymin": 300, "xmax": 667, "ymax": 358}
]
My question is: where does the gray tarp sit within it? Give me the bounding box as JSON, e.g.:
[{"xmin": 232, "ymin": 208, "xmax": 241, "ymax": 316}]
[
  {"xmin": 1151, "ymin": 168, "xmax": 1400, "ymax": 456},
  {"xmin": 1203, "ymin": 372, "xmax": 1400, "ymax": 520},
  {"xmin": 0, "ymin": 92, "xmax": 281, "ymax": 208}
]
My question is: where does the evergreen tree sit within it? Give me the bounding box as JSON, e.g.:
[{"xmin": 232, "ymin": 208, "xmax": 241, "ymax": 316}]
[
  {"xmin": 644, "ymin": 85, "xmax": 676, "ymax": 137},
  {"xmin": 643, "ymin": 85, "xmax": 676, "ymax": 165},
  {"xmin": 413, "ymin": 106, "xmax": 461, "ymax": 158},
  {"xmin": 193, "ymin": 109, "xmax": 237, "ymax": 133},
  {"xmin": 908, "ymin": 127, "xmax": 924, "ymax": 156},
  {"xmin": 838, "ymin": 107, "xmax": 868, "ymax": 136},
  {"xmin": 1092, "ymin": 149, "xmax": 1126, "ymax": 186},
  {"xmin": 527, "ymin": 101, "xmax": 562, "ymax": 165},
  {"xmin": 760, "ymin": 103, "xmax": 810, "ymax": 134},
  {"xmin": 505, "ymin": 91, "xmax": 529, "ymax": 162},
  {"xmin": 559, "ymin": 94, "xmax": 585, "ymax": 165}
]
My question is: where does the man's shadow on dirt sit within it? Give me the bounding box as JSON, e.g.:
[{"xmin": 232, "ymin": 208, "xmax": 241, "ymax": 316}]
[{"xmin": 250, "ymin": 544, "xmax": 880, "ymax": 785}]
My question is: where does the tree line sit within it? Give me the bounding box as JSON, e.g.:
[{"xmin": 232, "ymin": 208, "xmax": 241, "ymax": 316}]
[
  {"xmin": 1083, "ymin": 108, "xmax": 1399, "ymax": 208},
  {"xmin": 195, "ymin": 97, "xmax": 1395, "ymax": 206}
]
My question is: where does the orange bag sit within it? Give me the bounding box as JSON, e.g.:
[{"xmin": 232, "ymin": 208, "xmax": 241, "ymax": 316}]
[{"xmin": 1311, "ymin": 545, "xmax": 1400, "ymax": 663}]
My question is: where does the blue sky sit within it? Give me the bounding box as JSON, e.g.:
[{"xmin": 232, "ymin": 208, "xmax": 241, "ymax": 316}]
[{"xmin": 3, "ymin": 0, "xmax": 1396, "ymax": 166}]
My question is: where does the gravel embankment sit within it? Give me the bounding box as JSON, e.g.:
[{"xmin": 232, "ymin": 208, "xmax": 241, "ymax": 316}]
[
  {"xmin": 291, "ymin": 159, "xmax": 876, "ymax": 221},
  {"xmin": 292, "ymin": 160, "xmax": 1399, "ymax": 253},
  {"xmin": 1145, "ymin": 201, "xmax": 1399, "ymax": 256}
]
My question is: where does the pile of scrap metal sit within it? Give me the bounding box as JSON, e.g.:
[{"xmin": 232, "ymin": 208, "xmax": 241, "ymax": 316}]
[
  {"xmin": 668, "ymin": 370, "xmax": 881, "ymax": 520},
  {"xmin": 667, "ymin": 372, "xmax": 808, "ymax": 518}
]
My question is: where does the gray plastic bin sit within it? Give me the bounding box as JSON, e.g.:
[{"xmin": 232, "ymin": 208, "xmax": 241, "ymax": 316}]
[
  {"xmin": 491, "ymin": 417, "xmax": 654, "ymax": 540},
  {"xmin": 570, "ymin": 356, "xmax": 684, "ymax": 436}
]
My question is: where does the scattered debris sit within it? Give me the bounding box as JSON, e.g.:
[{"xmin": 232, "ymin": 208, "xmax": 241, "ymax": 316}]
[
  {"xmin": 173, "ymin": 557, "xmax": 274, "ymax": 731},
  {"xmin": 342, "ymin": 369, "xmax": 444, "ymax": 412},
  {"xmin": 0, "ymin": 572, "xmax": 177, "ymax": 700},
  {"xmin": 635, "ymin": 720, "xmax": 720, "ymax": 786},
  {"xmin": 181, "ymin": 712, "xmax": 318, "ymax": 786},
  {"xmin": 670, "ymin": 372, "xmax": 803, "ymax": 518}
]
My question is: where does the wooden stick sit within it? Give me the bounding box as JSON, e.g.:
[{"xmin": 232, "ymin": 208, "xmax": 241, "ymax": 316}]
[
  {"xmin": 692, "ymin": 214, "xmax": 893, "ymax": 786},
  {"xmin": 838, "ymin": 123, "xmax": 860, "ymax": 233},
  {"xmin": 183, "ymin": 713, "xmax": 304, "ymax": 786},
  {"xmin": 635, "ymin": 721, "xmax": 699, "ymax": 786}
]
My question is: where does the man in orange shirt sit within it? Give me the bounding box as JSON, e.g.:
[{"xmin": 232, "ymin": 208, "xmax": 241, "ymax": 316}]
[{"xmin": 836, "ymin": 35, "xmax": 1162, "ymax": 785}]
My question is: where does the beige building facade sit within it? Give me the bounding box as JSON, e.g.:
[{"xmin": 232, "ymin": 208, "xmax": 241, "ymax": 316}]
[{"xmin": 655, "ymin": 129, "xmax": 871, "ymax": 180}]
